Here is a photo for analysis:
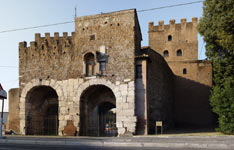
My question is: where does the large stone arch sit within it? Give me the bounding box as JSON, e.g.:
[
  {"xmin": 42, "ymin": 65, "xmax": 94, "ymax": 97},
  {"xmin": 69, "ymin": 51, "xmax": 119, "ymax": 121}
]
[
  {"xmin": 19, "ymin": 79, "xmax": 63, "ymax": 135},
  {"xmin": 79, "ymin": 84, "xmax": 117, "ymax": 136},
  {"xmin": 74, "ymin": 78, "xmax": 137, "ymax": 136}
]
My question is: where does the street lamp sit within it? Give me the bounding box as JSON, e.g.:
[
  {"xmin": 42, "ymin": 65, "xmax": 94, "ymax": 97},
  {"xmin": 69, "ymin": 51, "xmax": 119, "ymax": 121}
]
[{"xmin": 0, "ymin": 84, "xmax": 7, "ymax": 138}]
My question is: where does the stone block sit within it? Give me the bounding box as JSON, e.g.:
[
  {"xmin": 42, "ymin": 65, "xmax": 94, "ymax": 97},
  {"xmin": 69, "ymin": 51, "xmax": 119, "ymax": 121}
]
[
  {"xmin": 123, "ymin": 109, "xmax": 135, "ymax": 116},
  {"xmin": 44, "ymin": 80, "xmax": 50, "ymax": 86},
  {"xmin": 128, "ymin": 81, "xmax": 134, "ymax": 88},
  {"xmin": 128, "ymin": 102, "xmax": 134, "ymax": 109},
  {"xmin": 116, "ymin": 122, "xmax": 123, "ymax": 128},
  {"xmin": 78, "ymin": 78, "xmax": 84, "ymax": 85},
  {"xmin": 68, "ymin": 79, "xmax": 75, "ymax": 88},
  {"xmin": 122, "ymin": 96, "xmax": 127, "ymax": 103},
  {"xmin": 124, "ymin": 79, "xmax": 131, "ymax": 82},
  {"xmin": 117, "ymin": 127, "xmax": 125, "ymax": 135},
  {"xmin": 127, "ymin": 96, "xmax": 135, "ymax": 103},
  {"xmin": 120, "ymin": 84, "xmax": 128, "ymax": 91},
  {"xmin": 65, "ymin": 115, "xmax": 70, "ymax": 120},
  {"xmin": 115, "ymin": 81, "xmax": 120, "ymax": 85},
  {"xmin": 59, "ymin": 115, "xmax": 64, "ymax": 120},
  {"xmin": 121, "ymin": 90, "xmax": 128, "ymax": 96},
  {"xmin": 128, "ymin": 90, "xmax": 134, "ymax": 96},
  {"xmin": 50, "ymin": 79, "xmax": 56, "ymax": 87}
]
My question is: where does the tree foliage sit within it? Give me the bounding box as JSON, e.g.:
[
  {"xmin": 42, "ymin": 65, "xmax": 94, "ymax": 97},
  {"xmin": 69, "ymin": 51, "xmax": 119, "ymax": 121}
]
[{"xmin": 198, "ymin": 0, "xmax": 234, "ymax": 134}]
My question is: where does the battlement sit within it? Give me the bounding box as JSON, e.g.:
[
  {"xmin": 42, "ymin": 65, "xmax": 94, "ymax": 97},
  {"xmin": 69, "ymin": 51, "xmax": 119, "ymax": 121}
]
[
  {"xmin": 19, "ymin": 32, "xmax": 75, "ymax": 50},
  {"xmin": 19, "ymin": 32, "xmax": 76, "ymax": 60},
  {"xmin": 149, "ymin": 17, "xmax": 197, "ymax": 32}
]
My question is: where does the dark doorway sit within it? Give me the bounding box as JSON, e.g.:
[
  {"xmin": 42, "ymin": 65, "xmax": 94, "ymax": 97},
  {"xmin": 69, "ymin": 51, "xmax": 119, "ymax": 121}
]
[
  {"xmin": 80, "ymin": 85, "xmax": 117, "ymax": 136},
  {"xmin": 25, "ymin": 86, "xmax": 59, "ymax": 135}
]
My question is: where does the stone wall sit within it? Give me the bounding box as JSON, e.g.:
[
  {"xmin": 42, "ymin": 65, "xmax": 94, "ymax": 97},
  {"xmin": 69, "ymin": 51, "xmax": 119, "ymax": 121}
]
[
  {"xmin": 74, "ymin": 9, "xmax": 141, "ymax": 82},
  {"xmin": 19, "ymin": 9, "xmax": 141, "ymax": 92},
  {"xmin": 172, "ymin": 61, "xmax": 214, "ymax": 127},
  {"xmin": 7, "ymin": 88, "xmax": 20, "ymax": 133},
  {"xmin": 17, "ymin": 9, "xmax": 141, "ymax": 136},
  {"xmin": 145, "ymin": 48, "xmax": 174, "ymax": 134}
]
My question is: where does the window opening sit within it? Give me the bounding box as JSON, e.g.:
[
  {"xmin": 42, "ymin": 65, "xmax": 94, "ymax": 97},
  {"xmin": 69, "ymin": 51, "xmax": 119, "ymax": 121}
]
[
  {"xmin": 168, "ymin": 35, "xmax": 172, "ymax": 41},
  {"xmin": 177, "ymin": 49, "xmax": 182, "ymax": 56},
  {"xmin": 163, "ymin": 50, "xmax": 169, "ymax": 57},
  {"xmin": 183, "ymin": 68, "xmax": 187, "ymax": 74},
  {"xmin": 90, "ymin": 35, "xmax": 95, "ymax": 41},
  {"xmin": 84, "ymin": 53, "xmax": 95, "ymax": 77}
]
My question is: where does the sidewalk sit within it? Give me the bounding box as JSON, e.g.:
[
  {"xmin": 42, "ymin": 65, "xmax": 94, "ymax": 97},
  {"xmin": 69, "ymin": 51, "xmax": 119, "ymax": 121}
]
[{"xmin": 1, "ymin": 135, "xmax": 234, "ymax": 149}]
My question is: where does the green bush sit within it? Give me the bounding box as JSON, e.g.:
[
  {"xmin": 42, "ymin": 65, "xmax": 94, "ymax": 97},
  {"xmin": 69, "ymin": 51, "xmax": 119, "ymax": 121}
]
[{"xmin": 198, "ymin": 0, "xmax": 234, "ymax": 134}]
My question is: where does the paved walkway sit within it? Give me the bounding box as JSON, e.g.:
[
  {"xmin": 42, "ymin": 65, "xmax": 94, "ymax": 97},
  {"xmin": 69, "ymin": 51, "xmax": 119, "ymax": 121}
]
[{"xmin": 1, "ymin": 135, "xmax": 234, "ymax": 149}]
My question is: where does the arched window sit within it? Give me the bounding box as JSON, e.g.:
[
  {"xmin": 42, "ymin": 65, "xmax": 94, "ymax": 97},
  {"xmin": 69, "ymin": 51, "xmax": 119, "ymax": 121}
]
[
  {"xmin": 183, "ymin": 68, "xmax": 187, "ymax": 74},
  {"xmin": 168, "ymin": 35, "xmax": 172, "ymax": 41},
  {"xmin": 177, "ymin": 49, "xmax": 182, "ymax": 56},
  {"xmin": 84, "ymin": 53, "xmax": 95, "ymax": 77},
  {"xmin": 163, "ymin": 50, "xmax": 169, "ymax": 57}
]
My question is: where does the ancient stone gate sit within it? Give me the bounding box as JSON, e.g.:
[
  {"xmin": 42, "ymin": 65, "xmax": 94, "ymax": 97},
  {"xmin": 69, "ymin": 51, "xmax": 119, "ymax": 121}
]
[{"xmin": 19, "ymin": 78, "xmax": 136, "ymax": 136}]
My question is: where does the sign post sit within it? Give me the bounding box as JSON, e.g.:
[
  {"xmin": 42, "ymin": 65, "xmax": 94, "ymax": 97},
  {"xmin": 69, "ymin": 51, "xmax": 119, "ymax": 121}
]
[
  {"xmin": 155, "ymin": 121, "xmax": 163, "ymax": 135},
  {"xmin": 0, "ymin": 84, "xmax": 7, "ymax": 138}
]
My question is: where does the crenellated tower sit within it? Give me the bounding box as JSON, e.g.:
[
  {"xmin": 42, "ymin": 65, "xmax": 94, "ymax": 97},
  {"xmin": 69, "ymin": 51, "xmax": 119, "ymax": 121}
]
[{"xmin": 149, "ymin": 17, "xmax": 198, "ymax": 62}]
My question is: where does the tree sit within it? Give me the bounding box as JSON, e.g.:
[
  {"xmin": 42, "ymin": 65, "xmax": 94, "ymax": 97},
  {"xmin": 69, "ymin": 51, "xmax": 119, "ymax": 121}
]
[{"xmin": 198, "ymin": 0, "xmax": 234, "ymax": 134}]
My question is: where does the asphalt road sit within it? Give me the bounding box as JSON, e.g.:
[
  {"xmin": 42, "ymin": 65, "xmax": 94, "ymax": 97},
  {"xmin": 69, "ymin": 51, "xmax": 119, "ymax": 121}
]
[{"xmin": 0, "ymin": 144, "xmax": 224, "ymax": 150}]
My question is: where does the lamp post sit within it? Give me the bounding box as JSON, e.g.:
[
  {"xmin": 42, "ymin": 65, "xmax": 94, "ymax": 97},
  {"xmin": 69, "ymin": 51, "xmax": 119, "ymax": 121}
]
[{"xmin": 0, "ymin": 84, "xmax": 7, "ymax": 138}]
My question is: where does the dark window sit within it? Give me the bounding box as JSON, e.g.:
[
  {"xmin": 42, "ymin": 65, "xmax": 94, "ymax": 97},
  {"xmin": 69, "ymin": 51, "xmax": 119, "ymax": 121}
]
[
  {"xmin": 177, "ymin": 49, "xmax": 182, "ymax": 56},
  {"xmin": 136, "ymin": 64, "xmax": 142, "ymax": 79},
  {"xmin": 168, "ymin": 35, "xmax": 172, "ymax": 41},
  {"xmin": 84, "ymin": 53, "xmax": 95, "ymax": 77},
  {"xmin": 183, "ymin": 68, "xmax": 187, "ymax": 74},
  {"xmin": 163, "ymin": 50, "xmax": 169, "ymax": 57},
  {"xmin": 90, "ymin": 35, "xmax": 95, "ymax": 41}
]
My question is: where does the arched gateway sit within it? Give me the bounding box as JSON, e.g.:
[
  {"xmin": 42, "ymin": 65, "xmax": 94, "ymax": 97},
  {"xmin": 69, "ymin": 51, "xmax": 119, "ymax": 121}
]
[
  {"xmin": 19, "ymin": 78, "xmax": 136, "ymax": 136},
  {"xmin": 25, "ymin": 86, "xmax": 59, "ymax": 135},
  {"xmin": 80, "ymin": 85, "xmax": 117, "ymax": 136}
]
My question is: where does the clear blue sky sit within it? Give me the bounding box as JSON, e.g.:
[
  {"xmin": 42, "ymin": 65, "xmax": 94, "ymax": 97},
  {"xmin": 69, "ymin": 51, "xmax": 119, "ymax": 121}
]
[{"xmin": 0, "ymin": 0, "xmax": 205, "ymax": 111}]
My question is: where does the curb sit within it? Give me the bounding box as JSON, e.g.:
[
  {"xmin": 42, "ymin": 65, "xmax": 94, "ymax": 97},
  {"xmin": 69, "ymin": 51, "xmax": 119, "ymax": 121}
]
[{"xmin": 1, "ymin": 138, "xmax": 234, "ymax": 149}]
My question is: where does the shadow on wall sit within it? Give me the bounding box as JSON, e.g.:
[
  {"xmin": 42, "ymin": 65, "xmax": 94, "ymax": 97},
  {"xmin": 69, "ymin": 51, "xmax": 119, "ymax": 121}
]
[
  {"xmin": 145, "ymin": 48, "xmax": 174, "ymax": 134},
  {"xmin": 173, "ymin": 76, "xmax": 217, "ymax": 129},
  {"xmin": 135, "ymin": 77, "xmax": 147, "ymax": 135}
]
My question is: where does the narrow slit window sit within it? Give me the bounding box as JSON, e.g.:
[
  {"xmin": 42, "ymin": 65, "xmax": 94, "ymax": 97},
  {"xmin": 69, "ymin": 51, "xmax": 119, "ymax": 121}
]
[
  {"xmin": 168, "ymin": 35, "xmax": 172, "ymax": 41},
  {"xmin": 183, "ymin": 68, "xmax": 187, "ymax": 74}
]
